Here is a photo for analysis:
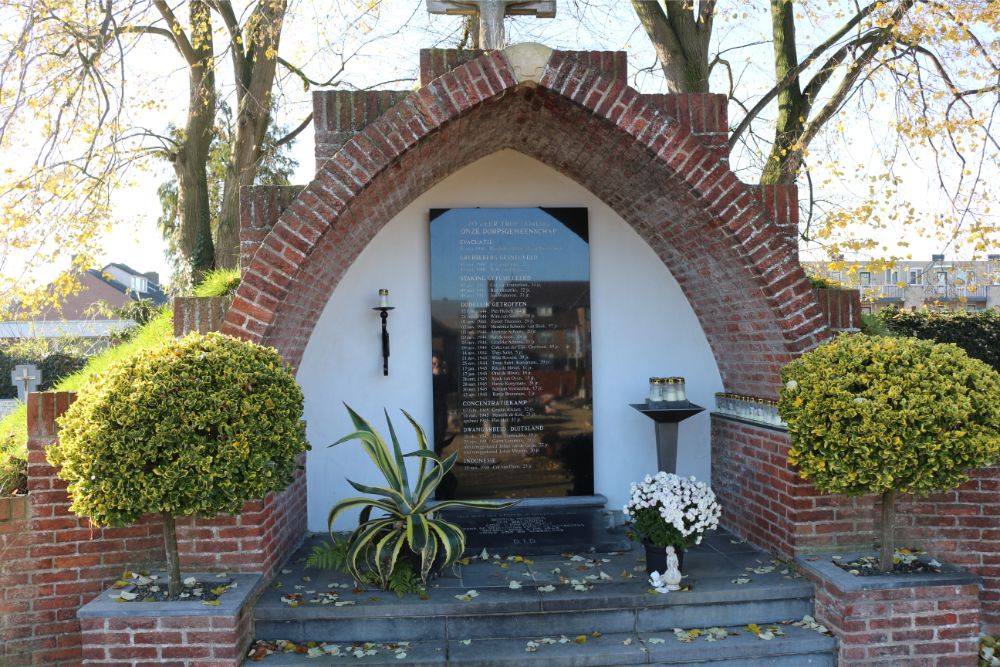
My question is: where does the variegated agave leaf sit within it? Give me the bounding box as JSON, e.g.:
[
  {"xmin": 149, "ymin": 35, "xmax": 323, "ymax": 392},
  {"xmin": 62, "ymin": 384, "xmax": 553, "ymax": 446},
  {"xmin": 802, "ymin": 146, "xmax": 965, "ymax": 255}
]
[{"xmin": 330, "ymin": 406, "xmax": 521, "ymax": 587}]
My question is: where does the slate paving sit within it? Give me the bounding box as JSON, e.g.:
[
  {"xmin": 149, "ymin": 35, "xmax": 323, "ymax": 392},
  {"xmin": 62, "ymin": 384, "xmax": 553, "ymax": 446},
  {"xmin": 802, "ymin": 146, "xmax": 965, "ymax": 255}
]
[{"xmin": 248, "ymin": 528, "xmax": 837, "ymax": 665}]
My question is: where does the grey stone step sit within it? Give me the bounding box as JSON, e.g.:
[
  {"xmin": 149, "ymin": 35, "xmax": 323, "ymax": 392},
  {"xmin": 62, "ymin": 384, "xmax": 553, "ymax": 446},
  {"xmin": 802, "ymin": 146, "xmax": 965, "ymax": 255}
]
[
  {"xmin": 254, "ymin": 575, "xmax": 815, "ymax": 642},
  {"xmin": 247, "ymin": 626, "xmax": 836, "ymax": 666}
]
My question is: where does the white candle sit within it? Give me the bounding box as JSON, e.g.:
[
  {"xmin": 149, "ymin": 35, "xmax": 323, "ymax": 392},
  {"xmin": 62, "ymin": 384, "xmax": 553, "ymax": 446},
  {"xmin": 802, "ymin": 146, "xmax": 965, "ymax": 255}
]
[{"xmin": 379, "ymin": 289, "xmax": 389, "ymax": 308}]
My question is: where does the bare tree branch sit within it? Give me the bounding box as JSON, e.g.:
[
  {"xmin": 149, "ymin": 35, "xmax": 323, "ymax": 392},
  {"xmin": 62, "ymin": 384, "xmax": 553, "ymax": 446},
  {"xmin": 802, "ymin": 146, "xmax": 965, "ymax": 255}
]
[{"xmin": 729, "ymin": 0, "xmax": 886, "ymax": 149}]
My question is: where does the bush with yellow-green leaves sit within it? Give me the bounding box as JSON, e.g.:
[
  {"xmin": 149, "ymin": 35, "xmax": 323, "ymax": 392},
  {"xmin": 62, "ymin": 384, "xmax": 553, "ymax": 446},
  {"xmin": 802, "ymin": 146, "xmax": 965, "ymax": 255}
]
[
  {"xmin": 49, "ymin": 332, "xmax": 309, "ymax": 596},
  {"xmin": 779, "ymin": 334, "xmax": 1000, "ymax": 572}
]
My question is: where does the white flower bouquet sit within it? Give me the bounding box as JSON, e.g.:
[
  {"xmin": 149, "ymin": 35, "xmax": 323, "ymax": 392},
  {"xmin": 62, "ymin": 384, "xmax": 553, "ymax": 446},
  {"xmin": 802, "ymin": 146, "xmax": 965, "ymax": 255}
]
[{"xmin": 623, "ymin": 472, "xmax": 721, "ymax": 549}]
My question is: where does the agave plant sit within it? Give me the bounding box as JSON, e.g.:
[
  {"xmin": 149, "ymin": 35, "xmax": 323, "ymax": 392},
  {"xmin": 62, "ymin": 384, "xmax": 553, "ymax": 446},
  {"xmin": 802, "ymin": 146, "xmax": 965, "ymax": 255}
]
[{"xmin": 328, "ymin": 405, "xmax": 516, "ymax": 588}]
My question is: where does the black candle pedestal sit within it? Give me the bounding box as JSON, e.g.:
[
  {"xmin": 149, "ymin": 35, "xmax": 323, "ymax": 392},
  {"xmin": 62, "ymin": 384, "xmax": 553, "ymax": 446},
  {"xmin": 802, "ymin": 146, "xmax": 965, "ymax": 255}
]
[{"xmin": 629, "ymin": 402, "xmax": 705, "ymax": 474}]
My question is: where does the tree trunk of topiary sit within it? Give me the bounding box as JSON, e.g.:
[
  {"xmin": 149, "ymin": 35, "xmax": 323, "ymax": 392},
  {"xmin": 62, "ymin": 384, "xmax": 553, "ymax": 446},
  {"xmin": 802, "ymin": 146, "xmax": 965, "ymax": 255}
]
[
  {"xmin": 163, "ymin": 512, "xmax": 182, "ymax": 598},
  {"xmin": 880, "ymin": 489, "xmax": 896, "ymax": 573}
]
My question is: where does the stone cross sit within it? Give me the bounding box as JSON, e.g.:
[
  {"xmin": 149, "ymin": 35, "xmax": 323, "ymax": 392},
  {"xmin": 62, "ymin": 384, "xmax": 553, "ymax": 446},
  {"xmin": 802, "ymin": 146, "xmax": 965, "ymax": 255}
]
[
  {"xmin": 427, "ymin": 1, "xmax": 556, "ymax": 50},
  {"xmin": 11, "ymin": 364, "xmax": 41, "ymax": 403}
]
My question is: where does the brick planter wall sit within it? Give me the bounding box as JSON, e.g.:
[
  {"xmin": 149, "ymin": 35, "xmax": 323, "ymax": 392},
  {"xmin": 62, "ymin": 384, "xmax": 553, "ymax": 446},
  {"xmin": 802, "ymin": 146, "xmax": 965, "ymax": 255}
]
[
  {"xmin": 895, "ymin": 466, "xmax": 1000, "ymax": 633},
  {"xmin": 0, "ymin": 392, "xmax": 307, "ymax": 665},
  {"xmin": 713, "ymin": 414, "xmax": 1000, "ymax": 635},
  {"xmin": 0, "ymin": 495, "xmax": 31, "ymax": 666},
  {"xmin": 79, "ymin": 613, "xmax": 253, "ymax": 666},
  {"xmin": 711, "ymin": 415, "xmax": 873, "ymax": 558},
  {"xmin": 77, "ymin": 572, "xmax": 258, "ymax": 666},
  {"xmin": 799, "ymin": 556, "xmax": 981, "ymax": 666}
]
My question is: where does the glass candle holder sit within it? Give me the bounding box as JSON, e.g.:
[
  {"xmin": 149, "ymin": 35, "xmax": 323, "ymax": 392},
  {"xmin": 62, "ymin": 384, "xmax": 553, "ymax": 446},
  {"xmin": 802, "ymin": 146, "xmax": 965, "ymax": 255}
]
[
  {"xmin": 674, "ymin": 377, "xmax": 686, "ymax": 402},
  {"xmin": 648, "ymin": 377, "xmax": 663, "ymax": 403}
]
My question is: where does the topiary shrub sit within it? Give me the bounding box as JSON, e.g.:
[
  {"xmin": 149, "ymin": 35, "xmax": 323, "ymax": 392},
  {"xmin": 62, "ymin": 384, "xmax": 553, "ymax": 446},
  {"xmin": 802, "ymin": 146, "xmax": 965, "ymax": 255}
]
[
  {"xmin": 49, "ymin": 332, "xmax": 309, "ymax": 596},
  {"xmin": 779, "ymin": 333, "xmax": 1000, "ymax": 571}
]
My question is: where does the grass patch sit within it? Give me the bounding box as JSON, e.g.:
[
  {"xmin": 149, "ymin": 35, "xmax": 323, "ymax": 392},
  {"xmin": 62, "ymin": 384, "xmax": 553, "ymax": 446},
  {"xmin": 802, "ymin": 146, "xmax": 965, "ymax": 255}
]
[{"xmin": 0, "ymin": 270, "xmax": 239, "ymax": 496}]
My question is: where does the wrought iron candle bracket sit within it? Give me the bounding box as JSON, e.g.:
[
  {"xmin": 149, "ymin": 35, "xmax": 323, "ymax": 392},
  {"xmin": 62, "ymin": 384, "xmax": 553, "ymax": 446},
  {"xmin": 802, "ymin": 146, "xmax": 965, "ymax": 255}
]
[{"xmin": 373, "ymin": 289, "xmax": 394, "ymax": 376}]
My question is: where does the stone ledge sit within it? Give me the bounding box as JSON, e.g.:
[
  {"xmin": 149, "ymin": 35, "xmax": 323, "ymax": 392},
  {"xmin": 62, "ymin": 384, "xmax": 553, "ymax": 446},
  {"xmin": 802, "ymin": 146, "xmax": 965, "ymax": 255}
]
[
  {"xmin": 78, "ymin": 572, "xmax": 261, "ymax": 619},
  {"xmin": 796, "ymin": 553, "xmax": 981, "ymax": 593}
]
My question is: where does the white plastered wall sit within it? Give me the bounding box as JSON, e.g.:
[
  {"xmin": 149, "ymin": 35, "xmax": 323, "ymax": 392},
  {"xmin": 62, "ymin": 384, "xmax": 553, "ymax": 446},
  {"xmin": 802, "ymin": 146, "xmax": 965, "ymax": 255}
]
[{"xmin": 298, "ymin": 150, "xmax": 723, "ymax": 531}]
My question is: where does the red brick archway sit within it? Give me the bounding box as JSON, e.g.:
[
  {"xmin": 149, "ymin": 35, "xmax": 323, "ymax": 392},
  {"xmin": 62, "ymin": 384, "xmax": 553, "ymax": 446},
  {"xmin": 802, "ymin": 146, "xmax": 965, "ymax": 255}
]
[{"xmin": 224, "ymin": 48, "xmax": 828, "ymax": 394}]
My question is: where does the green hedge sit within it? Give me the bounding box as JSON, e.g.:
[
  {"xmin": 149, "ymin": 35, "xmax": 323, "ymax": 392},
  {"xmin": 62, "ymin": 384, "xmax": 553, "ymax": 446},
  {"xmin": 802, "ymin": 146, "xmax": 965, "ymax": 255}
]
[
  {"xmin": 0, "ymin": 350, "xmax": 88, "ymax": 400},
  {"xmin": 871, "ymin": 308, "xmax": 1000, "ymax": 372}
]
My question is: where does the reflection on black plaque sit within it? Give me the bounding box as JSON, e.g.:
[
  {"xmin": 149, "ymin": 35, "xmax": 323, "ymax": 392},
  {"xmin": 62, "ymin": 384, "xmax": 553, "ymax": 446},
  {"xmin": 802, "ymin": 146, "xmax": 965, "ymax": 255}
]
[{"xmin": 430, "ymin": 208, "xmax": 593, "ymax": 500}]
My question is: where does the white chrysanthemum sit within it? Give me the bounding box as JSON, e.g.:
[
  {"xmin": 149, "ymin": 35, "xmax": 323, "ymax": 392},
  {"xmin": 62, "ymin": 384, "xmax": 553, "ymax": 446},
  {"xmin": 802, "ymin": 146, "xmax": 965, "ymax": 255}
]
[{"xmin": 623, "ymin": 472, "xmax": 722, "ymax": 542}]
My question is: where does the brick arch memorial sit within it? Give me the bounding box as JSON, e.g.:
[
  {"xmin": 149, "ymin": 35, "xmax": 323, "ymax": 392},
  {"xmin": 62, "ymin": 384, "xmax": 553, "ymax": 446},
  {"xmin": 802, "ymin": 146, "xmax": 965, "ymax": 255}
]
[
  {"xmin": 225, "ymin": 45, "xmax": 828, "ymax": 391},
  {"xmin": 2, "ymin": 44, "xmax": 996, "ymax": 667}
]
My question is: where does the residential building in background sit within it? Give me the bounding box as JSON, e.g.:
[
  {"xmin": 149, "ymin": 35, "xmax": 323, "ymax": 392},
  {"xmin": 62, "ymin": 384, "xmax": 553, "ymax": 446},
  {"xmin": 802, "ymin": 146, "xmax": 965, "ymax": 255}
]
[
  {"xmin": 0, "ymin": 263, "xmax": 168, "ymax": 341},
  {"xmin": 803, "ymin": 255, "xmax": 1000, "ymax": 314}
]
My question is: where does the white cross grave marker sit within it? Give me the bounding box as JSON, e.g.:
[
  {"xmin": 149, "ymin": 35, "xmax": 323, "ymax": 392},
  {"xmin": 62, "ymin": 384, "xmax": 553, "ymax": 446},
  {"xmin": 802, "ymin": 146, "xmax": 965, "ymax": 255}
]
[
  {"xmin": 11, "ymin": 364, "xmax": 41, "ymax": 403},
  {"xmin": 427, "ymin": 1, "xmax": 556, "ymax": 50}
]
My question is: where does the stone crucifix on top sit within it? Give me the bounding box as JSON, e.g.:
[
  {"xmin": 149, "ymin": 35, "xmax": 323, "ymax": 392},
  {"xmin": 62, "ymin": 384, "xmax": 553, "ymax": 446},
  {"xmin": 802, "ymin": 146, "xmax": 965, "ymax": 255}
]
[{"xmin": 427, "ymin": 1, "xmax": 556, "ymax": 50}]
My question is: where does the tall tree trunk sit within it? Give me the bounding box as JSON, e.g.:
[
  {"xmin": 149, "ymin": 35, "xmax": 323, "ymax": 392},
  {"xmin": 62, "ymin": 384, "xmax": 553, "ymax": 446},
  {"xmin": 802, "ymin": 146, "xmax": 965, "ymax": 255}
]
[
  {"xmin": 761, "ymin": 0, "xmax": 804, "ymax": 184},
  {"xmin": 162, "ymin": 512, "xmax": 182, "ymax": 598},
  {"xmin": 632, "ymin": 1, "xmax": 713, "ymax": 94},
  {"xmin": 215, "ymin": 1, "xmax": 286, "ymax": 270},
  {"xmin": 880, "ymin": 489, "xmax": 896, "ymax": 573},
  {"xmin": 173, "ymin": 0, "xmax": 216, "ymax": 283}
]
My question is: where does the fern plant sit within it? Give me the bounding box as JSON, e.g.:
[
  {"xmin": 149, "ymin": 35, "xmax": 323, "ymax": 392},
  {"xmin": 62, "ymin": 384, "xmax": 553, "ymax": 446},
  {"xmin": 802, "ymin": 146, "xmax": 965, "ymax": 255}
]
[
  {"xmin": 305, "ymin": 538, "xmax": 350, "ymax": 572},
  {"xmin": 328, "ymin": 405, "xmax": 516, "ymax": 589}
]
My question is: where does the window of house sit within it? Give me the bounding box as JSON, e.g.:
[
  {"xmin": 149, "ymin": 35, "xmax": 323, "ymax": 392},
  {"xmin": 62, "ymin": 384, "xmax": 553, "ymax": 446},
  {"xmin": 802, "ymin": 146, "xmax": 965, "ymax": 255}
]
[
  {"xmin": 908, "ymin": 270, "xmax": 922, "ymax": 285},
  {"xmin": 130, "ymin": 276, "xmax": 148, "ymax": 293},
  {"xmin": 859, "ymin": 271, "xmax": 872, "ymax": 285},
  {"xmin": 885, "ymin": 270, "xmax": 898, "ymax": 284},
  {"xmin": 936, "ymin": 271, "xmax": 948, "ymax": 286},
  {"xmin": 861, "ymin": 305, "xmax": 873, "ymax": 315}
]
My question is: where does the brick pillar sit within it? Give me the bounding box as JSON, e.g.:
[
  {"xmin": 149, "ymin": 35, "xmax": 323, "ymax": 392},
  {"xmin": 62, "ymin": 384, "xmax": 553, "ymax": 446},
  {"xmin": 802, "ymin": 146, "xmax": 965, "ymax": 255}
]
[
  {"xmin": 642, "ymin": 93, "xmax": 728, "ymax": 163},
  {"xmin": 419, "ymin": 48, "xmax": 627, "ymax": 87},
  {"xmin": 173, "ymin": 296, "xmax": 232, "ymax": 336},
  {"xmin": 312, "ymin": 89, "xmax": 410, "ymax": 169},
  {"xmin": 812, "ymin": 287, "xmax": 861, "ymax": 332},
  {"xmin": 239, "ymin": 184, "xmax": 303, "ymax": 279},
  {"xmin": 419, "ymin": 48, "xmax": 486, "ymax": 85}
]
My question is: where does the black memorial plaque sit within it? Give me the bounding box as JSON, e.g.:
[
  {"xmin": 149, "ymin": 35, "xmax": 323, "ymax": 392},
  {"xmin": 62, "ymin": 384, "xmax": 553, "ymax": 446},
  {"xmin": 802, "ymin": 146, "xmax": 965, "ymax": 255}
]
[
  {"xmin": 439, "ymin": 505, "xmax": 612, "ymax": 554},
  {"xmin": 430, "ymin": 208, "xmax": 593, "ymax": 500}
]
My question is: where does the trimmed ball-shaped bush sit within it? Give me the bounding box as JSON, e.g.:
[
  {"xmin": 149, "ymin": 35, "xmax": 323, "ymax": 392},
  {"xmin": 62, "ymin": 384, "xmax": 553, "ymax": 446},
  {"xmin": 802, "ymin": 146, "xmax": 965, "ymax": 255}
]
[
  {"xmin": 779, "ymin": 333, "xmax": 1000, "ymax": 570},
  {"xmin": 51, "ymin": 332, "xmax": 308, "ymax": 524},
  {"xmin": 49, "ymin": 332, "xmax": 308, "ymax": 595},
  {"xmin": 779, "ymin": 334, "xmax": 1000, "ymax": 495}
]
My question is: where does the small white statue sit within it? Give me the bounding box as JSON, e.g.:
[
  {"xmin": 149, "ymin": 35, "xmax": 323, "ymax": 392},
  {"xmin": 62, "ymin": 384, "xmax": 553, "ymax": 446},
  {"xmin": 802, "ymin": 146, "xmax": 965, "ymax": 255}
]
[
  {"xmin": 648, "ymin": 547, "xmax": 683, "ymax": 593},
  {"xmin": 662, "ymin": 546, "xmax": 682, "ymax": 591}
]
